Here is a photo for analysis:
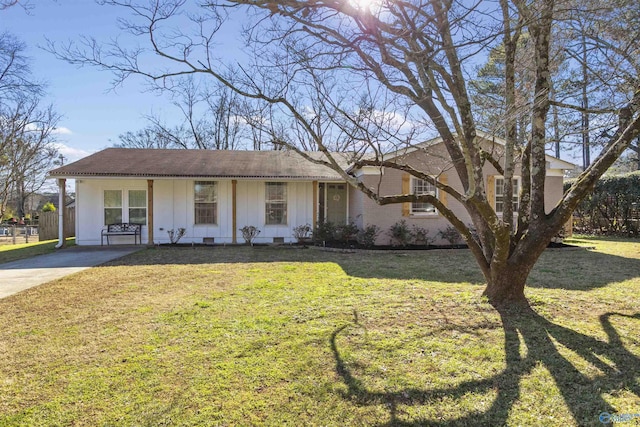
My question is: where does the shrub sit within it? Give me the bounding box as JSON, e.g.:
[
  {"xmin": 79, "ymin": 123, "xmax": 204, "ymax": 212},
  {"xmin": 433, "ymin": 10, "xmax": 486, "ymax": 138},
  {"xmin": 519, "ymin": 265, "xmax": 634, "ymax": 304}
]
[
  {"xmin": 335, "ymin": 222, "xmax": 359, "ymax": 243},
  {"xmin": 314, "ymin": 221, "xmax": 336, "ymax": 243},
  {"xmin": 566, "ymin": 172, "xmax": 640, "ymax": 235},
  {"xmin": 293, "ymin": 224, "xmax": 313, "ymax": 241},
  {"xmin": 438, "ymin": 225, "xmax": 462, "ymax": 246},
  {"xmin": 411, "ymin": 225, "xmax": 432, "ymax": 246},
  {"xmin": 388, "ymin": 220, "xmax": 412, "ymax": 247},
  {"xmin": 239, "ymin": 225, "xmax": 260, "ymax": 246},
  {"xmin": 357, "ymin": 224, "xmax": 381, "ymax": 248},
  {"xmin": 168, "ymin": 228, "xmax": 186, "ymax": 244}
]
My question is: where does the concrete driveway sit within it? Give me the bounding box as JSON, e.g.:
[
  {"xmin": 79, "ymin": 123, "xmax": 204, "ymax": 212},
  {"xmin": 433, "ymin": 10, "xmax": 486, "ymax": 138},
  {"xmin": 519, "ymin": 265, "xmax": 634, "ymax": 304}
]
[{"xmin": 0, "ymin": 246, "xmax": 141, "ymax": 299}]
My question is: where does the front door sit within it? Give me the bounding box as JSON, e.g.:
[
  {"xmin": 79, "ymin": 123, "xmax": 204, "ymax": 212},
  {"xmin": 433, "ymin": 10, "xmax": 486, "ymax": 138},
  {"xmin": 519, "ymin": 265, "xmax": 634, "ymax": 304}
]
[{"xmin": 326, "ymin": 183, "xmax": 347, "ymax": 225}]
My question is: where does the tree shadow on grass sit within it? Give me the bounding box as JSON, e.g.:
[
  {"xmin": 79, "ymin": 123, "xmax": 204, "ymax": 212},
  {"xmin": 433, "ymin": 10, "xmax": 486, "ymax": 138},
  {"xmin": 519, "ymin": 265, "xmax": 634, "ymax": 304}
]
[
  {"xmin": 526, "ymin": 248, "xmax": 640, "ymax": 290},
  {"xmin": 113, "ymin": 244, "xmax": 640, "ymax": 291},
  {"xmin": 330, "ymin": 307, "xmax": 640, "ymax": 426}
]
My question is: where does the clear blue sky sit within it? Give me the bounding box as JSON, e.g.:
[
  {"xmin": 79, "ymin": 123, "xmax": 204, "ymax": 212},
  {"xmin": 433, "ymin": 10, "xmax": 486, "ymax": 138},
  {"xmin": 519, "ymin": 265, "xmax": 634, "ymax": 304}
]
[{"xmin": 3, "ymin": 1, "xmax": 244, "ymax": 163}]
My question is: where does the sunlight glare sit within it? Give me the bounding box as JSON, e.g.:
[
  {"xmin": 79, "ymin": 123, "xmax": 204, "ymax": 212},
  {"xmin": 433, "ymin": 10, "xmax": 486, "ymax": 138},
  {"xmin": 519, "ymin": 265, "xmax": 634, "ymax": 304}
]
[{"xmin": 349, "ymin": 0, "xmax": 381, "ymax": 12}]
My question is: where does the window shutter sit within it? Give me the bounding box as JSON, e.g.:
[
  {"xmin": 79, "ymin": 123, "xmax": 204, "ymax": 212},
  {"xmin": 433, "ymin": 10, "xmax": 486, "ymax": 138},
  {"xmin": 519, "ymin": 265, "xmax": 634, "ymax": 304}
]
[
  {"xmin": 487, "ymin": 175, "xmax": 495, "ymax": 210},
  {"xmin": 402, "ymin": 173, "xmax": 410, "ymax": 217},
  {"xmin": 438, "ymin": 174, "xmax": 448, "ymax": 214}
]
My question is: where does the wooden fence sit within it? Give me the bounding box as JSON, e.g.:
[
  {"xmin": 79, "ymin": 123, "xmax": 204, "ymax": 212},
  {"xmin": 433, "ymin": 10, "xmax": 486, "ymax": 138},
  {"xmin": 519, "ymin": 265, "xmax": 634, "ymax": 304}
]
[{"xmin": 39, "ymin": 207, "xmax": 75, "ymax": 241}]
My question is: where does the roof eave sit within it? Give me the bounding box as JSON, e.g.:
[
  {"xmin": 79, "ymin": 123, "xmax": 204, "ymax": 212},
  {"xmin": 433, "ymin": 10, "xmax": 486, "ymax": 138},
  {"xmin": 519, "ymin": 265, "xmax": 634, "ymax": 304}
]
[{"xmin": 47, "ymin": 173, "xmax": 344, "ymax": 180}]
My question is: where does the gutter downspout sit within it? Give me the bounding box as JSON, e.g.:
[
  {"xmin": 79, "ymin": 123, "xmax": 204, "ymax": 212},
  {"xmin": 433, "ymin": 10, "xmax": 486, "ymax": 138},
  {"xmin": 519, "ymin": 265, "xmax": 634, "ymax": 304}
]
[{"xmin": 55, "ymin": 178, "xmax": 66, "ymax": 249}]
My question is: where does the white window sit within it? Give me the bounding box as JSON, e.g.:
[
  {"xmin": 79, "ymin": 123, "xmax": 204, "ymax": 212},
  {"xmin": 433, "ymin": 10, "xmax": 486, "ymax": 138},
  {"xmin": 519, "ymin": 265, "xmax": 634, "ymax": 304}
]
[
  {"xmin": 128, "ymin": 190, "xmax": 147, "ymax": 225},
  {"xmin": 265, "ymin": 182, "xmax": 287, "ymax": 225},
  {"xmin": 495, "ymin": 177, "xmax": 520, "ymax": 214},
  {"xmin": 104, "ymin": 190, "xmax": 122, "ymax": 225},
  {"xmin": 411, "ymin": 177, "xmax": 438, "ymax": 215},
  {"xmin": 194, "ymin": 181, "xmax": 217, "ymax": 225},
  {"xmin": 104, "ymin": 190, "xmax": 147, "ymax": 225}
]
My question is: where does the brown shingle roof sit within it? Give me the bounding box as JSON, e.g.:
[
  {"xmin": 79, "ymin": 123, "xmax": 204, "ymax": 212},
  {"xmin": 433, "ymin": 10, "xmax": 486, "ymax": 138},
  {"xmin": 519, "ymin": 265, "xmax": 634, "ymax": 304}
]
[{"xmin": 48, "ymin": 148, "xmax": 348, "ymax": 180}]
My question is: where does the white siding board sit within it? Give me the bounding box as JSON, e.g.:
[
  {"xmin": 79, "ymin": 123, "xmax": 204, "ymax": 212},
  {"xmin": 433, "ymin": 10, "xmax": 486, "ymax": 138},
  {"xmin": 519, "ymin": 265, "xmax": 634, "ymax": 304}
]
[
  {"xmin": 153, "ymin": 180, "xmax": 176, "ymax": 244},
  {"xmin": 74, "ymin": 178, "xmax": 317, "ymax": 246},
  {"xmin": 75, "ymin": 178, "xmax": 149, "ymax": 245}
]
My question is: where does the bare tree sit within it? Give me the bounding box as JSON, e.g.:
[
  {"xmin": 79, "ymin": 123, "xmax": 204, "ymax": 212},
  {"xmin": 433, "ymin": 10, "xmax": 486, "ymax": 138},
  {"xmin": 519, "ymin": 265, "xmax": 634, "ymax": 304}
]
[
  {"xmin": 118, "ymin": 78, "xmax": 253, "ymax": 150},
  {"xmin": 50, "ymin": 0, "xmax": 640, "ymax": 306},
  {"xmin": 0, "ymin": 32, "xmax": 42, "ymax": 100},
  {"xmin": 0, "ymin": 29, "xmax": 59, "ymax": 218},
  {"xmin": 117, "ymin": 126, "xmax": 180, "ymax": 149},
  {"xmin": 0, "ymin": 99, "xmax": 60, "ymax": 218}
]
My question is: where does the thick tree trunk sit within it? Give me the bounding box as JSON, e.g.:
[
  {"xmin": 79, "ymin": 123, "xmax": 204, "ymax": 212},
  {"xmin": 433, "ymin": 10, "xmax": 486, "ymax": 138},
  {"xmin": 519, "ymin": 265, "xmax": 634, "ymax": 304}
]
[
  {"xmin": 479, "ymin": 233, "xmax": 549, "ymax": 307},
  {"xmin": 482, "ymin": 220, "xmax": 562, "ymax": 307},
  {"xmin": 483, "ymin": 262, "xmax": 533, "ymax": 306}
]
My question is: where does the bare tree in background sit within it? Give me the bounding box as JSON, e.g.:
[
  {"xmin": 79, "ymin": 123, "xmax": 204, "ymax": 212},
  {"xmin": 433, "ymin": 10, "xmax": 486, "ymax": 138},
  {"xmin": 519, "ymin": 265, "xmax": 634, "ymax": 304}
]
[
  {"xmin": 0, "ymin": 30, "xmax": 59, "ymax": 218},
  {"xmin": 118, "ymin": 78, "xmax": 259, "ymax": 150},
  {"xmin": 50, "ymin": 0, "xmax": 640, "ymax": 306},
  {"xmin": 0, "ymin": 32, "xmax": 42, "ymax": 100},
  {"xmin": 2, "ymin": 105, "xmax": 59, "ymax": 217},
  {"xmin": 0, "ymin": 101, "xmax": 60, "ymax": 219}
]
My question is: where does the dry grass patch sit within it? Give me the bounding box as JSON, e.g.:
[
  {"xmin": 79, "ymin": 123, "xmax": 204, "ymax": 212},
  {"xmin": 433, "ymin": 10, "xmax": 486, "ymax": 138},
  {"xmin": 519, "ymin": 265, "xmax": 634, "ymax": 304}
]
[{"xmin": 0, "ymin": 238, "xmax": 638, "ymax": 426}]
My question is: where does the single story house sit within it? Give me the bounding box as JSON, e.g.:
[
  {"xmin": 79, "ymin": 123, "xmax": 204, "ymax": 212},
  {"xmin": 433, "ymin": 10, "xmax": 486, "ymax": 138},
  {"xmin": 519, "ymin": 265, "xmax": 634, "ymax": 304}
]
[{"xmin": 48, "ymin": 136, "xmax": 574, "ymax": 246}]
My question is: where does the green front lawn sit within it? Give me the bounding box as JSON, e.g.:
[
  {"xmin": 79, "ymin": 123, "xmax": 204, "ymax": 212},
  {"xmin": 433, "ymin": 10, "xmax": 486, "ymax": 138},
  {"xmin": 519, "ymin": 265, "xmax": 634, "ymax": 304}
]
[
  {"xmin": 0, "ymin": 238, "xmax": 638, "ymax": 426},
  {"xmin": 0, "ymin": 238, "xmax": 75, "ymax": 264}
]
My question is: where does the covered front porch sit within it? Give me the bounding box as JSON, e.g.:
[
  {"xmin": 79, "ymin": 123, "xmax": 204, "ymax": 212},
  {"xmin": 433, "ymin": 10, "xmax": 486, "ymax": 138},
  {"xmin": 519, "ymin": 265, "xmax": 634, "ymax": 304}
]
[{"xmin": 55, "ymin": 178, "xmax": 352, "ymax": 247}]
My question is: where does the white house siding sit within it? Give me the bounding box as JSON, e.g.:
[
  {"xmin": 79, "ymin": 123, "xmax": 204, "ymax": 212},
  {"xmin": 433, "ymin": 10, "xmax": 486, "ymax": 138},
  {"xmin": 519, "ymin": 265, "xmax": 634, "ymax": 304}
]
[
  {"xmin": 236, "ymin": 181, "xmax": 314, "ymax": 244},
  {"xmin": 151, "ymin": 179, "xmax": 233, "ymax": 245},
  {"xmin": 152, "ymin": 180, "xmax": 179, "ymax": 243},
  {"xmin": 75, "ymin": 178, "xmax": 315, "ymax": 245},
  {"xmin": 75, "ymin": 178, "xmax": 150, "ymax": 245}
]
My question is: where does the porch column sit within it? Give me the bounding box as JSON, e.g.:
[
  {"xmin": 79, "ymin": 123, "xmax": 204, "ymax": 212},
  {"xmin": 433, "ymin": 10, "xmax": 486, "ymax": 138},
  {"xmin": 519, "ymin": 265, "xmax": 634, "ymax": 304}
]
[
  {"xmin": 232, "ymin": 179, "xmax": 237, "ymax": 244},
  {"xmin": 147, "ymin": 180, "xmax": 154, "ymax": 246},
  {"xmin": 312, "ymin": 180, "xmax": 318, "ymax": 229},
  {"xmin": 55, "ymin": 178, "xmax": 66, "ymax": 249}
]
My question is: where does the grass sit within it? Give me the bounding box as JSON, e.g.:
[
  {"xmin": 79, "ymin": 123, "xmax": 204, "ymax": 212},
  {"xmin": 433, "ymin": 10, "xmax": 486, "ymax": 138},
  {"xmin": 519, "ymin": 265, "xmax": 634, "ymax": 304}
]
[
  {"xmin": 0, "ymin": 238, "xmax": 76, "ymax": 265},
  {"xmin": 0, "ymin": 237, "xmax": 638, "ymax": 426}
]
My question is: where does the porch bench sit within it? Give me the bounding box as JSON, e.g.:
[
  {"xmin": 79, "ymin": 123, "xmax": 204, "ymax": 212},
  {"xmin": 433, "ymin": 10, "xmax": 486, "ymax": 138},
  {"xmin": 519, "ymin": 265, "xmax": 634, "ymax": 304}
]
[{"xmin": 101, "ymin": 223, "xmax": 142, "ymax": 246}]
